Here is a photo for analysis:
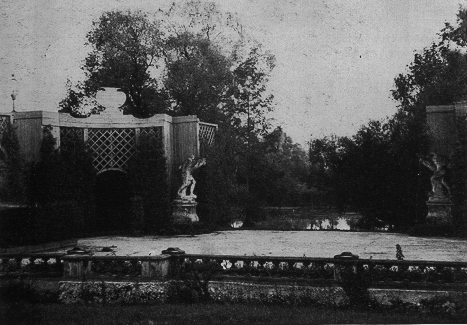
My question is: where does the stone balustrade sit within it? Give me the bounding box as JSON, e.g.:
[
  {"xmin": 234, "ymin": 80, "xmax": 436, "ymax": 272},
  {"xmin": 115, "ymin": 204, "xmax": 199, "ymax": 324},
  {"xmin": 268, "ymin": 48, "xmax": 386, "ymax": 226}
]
[
  {"xmin": 1, "ymin": 250, "xmax": 466, "ymax": 286},
  {"xmin": 0, "ymin": 253, "xmax": 65, "ymax": 277},
  {"xmin": 179, "ymin": 253, "xmax": 467, "ymax": 285}
]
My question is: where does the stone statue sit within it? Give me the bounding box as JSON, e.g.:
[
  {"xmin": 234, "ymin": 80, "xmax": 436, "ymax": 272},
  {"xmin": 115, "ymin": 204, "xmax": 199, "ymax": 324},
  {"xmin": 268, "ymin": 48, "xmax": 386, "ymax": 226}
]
[
  {"xmin": 177, "ymin": 155, "xmax": 206, "ymax": 200},
  {"xmin": 418, "ymin": 153, "xmax": 451, "ymax": 201}
]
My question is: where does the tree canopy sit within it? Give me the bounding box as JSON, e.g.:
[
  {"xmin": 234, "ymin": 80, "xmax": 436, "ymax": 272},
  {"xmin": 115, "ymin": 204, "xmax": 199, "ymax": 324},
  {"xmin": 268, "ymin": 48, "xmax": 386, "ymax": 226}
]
[
  {"xmin": 59, "ymin": 1, "xmax": 275, "ymax": 131},
  {"xmin": 308, "ymin": 7, "xmax": 467, "ymax": 232}
]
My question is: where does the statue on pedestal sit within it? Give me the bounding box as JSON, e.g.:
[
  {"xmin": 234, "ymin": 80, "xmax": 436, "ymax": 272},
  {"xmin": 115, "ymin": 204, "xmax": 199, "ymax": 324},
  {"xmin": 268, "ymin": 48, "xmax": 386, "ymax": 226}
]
[
  {"xmin": 418, "ymin": 153, "xmax": 451, "ymax": 201},
  {"xmin": 418, "ymin": 153, "xmax": 453, "ymax": 225},
  {"xmin": 172, "ymin": 155, "xmax": 206, "ymax": 224},
  {"xmin": 177, "ymin": 155, "xmax": 206, "ymax": 201}
]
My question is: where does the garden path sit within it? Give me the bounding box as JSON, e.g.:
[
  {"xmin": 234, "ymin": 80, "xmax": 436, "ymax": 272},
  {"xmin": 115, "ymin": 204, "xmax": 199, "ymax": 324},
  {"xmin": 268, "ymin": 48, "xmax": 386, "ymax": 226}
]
[{"xmin": 71, "ymin": 231, "xmax": 467, "ymax": 261}]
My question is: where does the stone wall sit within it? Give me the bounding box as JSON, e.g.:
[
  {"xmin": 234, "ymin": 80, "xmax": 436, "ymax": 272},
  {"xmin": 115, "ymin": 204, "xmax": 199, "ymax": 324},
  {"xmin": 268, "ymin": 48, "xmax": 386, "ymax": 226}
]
[
  {"xmin": 426, "ymin": 102, "xmax": 467, "ymax": 157},
  {"xmin": 29, "ymin": 279, "xmax": 466, "ymax": 309}
]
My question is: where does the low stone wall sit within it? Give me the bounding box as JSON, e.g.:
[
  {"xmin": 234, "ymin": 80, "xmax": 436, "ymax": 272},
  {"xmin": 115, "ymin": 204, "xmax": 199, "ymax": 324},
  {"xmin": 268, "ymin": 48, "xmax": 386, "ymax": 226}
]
[
  {"xmin": 208, "ymin": 280, "xmax": 347, "ymax": 306},
  {"xmin": 51, "ymin": 279, "xmax": 467, "ymax": 309},
  {"xmin": 59, "ymin": 280, "xmax": 169, "ymax": 304}
]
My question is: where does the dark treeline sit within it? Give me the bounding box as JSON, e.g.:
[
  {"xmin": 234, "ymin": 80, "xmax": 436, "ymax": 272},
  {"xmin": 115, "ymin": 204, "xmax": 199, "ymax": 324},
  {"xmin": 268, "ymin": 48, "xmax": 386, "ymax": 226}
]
[{"xmin": 308, "ymin": 8, "xmax": 467, "ymax": 234}]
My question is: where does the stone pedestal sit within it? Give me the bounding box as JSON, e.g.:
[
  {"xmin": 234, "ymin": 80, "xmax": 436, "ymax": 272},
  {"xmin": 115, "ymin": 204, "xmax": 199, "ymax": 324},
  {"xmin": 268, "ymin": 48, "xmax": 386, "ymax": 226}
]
[
  {"xmin": 171, "ymin": 199, "xmax": 199, "ymax": 224},
  {"xmin": 333, "ymin": 252, "xmax": 359, "ymax": 281},
  {"xmin": 426, "ymin": 200, "xmax": 453, "ymax": 225}
]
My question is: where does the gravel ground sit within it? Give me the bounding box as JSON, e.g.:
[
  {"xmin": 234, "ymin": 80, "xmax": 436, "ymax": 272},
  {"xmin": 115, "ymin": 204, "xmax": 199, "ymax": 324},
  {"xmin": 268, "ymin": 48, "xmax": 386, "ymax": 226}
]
[{"xmin": 71, "ymin": 230, "xmax": 467, "ymax": 261}]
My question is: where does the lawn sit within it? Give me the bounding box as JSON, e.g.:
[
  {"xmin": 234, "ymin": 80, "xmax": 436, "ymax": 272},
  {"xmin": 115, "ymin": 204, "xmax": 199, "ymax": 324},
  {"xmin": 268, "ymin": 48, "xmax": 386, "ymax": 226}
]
[{"xmin": 1, "ymin": 301, "xmax": 465, "ymax": 325}]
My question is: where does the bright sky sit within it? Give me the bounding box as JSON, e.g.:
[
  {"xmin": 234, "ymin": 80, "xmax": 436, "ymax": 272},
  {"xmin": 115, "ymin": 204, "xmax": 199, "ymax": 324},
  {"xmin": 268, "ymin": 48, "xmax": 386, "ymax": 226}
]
[{"xmin": 0, "ymin": 0, "xmax": 463, "ymax": 145}]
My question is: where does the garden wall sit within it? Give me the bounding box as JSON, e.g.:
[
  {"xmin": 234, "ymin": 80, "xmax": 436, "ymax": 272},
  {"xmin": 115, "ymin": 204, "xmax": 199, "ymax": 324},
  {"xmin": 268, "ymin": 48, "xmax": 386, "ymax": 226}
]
[{"xmin": 2, "ymin": 277, "xmax": 465, "ymax": 310}]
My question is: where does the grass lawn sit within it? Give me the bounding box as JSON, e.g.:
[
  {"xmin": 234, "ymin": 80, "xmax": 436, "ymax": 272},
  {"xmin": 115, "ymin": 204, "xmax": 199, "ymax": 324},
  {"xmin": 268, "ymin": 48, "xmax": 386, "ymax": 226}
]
[{"xmin": 1, "ymin": 302, "xmax": 464, "ymax": 324}]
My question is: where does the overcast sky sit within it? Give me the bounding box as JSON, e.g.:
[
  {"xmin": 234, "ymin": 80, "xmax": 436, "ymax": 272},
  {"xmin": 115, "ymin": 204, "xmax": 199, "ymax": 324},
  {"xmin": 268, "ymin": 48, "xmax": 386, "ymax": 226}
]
[{"xmin": 0, "ymin": 0, "xmax": 463, "ymax": 145}]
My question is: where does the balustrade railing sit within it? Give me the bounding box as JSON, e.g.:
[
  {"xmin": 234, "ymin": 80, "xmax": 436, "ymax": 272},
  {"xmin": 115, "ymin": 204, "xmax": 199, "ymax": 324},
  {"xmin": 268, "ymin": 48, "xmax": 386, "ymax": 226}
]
[
  {"xmin": 1, "ymin": 251, "xmax": 466, "ymax": 285},
  {"xmin": 0, "ymin": 253, "xmax": 65, "ymax": 277},
  {"xmin": 181, "ymin": 254, "xmax": 336, "ymax": 280},
  {"xmin": 179, "ymin": 254, "xmax": 467, "ymax": 284}
]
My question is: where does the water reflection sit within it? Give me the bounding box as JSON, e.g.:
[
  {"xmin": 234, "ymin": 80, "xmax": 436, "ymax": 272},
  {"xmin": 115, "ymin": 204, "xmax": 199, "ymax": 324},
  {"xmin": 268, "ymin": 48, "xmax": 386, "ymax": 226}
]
[
  {"xmin": 231, "ymin": 215, "xmax": 390, "ymax": 231},
  {"xmin": 307, "ymin": 217, "xmax": 350, "ymax": 230}
]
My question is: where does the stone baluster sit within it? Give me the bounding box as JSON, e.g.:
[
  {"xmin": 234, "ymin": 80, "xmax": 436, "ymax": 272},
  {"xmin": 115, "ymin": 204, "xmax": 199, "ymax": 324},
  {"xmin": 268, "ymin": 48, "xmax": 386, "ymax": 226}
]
[
  {"xmin": 215, "ymin": 258, "xmax": 223, "ymax": 269},
  {"xmin": 14, "ymin": 257, "xmax": 22, "ymax": 272},
  {"xmin": 257, "ymin": 260, "xmax": 266, "ymax": 269},
  {"xmin": 230, "ymin": 259, "xmax": 238, "ymax": 269},
  {"xmin": 272, "ymin": 260, "xmax": 280, "ymax": 269},
  {"xmin": 0, "ymin": 258, "xmax": 9, "ymax": 272}
]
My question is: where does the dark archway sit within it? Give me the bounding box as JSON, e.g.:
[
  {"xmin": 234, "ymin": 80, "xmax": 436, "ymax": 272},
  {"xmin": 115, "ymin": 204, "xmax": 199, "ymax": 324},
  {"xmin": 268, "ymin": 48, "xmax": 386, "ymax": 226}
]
[{"xmin": 94, "ymin": 170, "xmax": 132, "ymax": 233}]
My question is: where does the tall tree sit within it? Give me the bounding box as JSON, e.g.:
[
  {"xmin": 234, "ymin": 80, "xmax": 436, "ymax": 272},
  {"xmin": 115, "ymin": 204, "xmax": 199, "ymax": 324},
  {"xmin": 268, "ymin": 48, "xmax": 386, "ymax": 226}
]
[
  {"xmin": 163, "ymin": 32, "xmax": 234, "ymax": 122},
  {"xmin": 60, "ymin": 10, "xmax": 167, "ymax": 117}
]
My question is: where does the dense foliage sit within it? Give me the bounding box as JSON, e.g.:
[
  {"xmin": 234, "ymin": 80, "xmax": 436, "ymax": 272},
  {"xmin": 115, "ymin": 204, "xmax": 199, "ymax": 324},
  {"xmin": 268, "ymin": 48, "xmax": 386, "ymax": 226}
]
[
  {"xmin": 0, "ymin": 123, "xmax": 25, "ymax": 202},
  {"xmin": 308, "ymin": 8, "xmax": 467, "ymax": 232},
  {"xmin": 26, "ymin": 127, "xmax": 95, "ymax": 235},
  {"xmin": 127, "ymin": 133, "xmax": 170, "ymax": 232}
]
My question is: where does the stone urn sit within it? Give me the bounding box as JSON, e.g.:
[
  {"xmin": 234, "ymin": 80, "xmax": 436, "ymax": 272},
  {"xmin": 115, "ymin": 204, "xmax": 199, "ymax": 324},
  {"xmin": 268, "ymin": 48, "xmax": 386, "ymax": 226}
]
[{"xmin": 95, "ymin": 87, "xmax": 126, "ymax": 114}]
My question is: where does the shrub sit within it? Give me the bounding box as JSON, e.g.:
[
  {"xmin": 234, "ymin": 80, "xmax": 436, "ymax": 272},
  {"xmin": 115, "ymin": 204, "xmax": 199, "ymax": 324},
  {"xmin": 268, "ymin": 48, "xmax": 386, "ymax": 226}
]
[
  {"xmin": 0, "ymin": 122, "xmax": 26, "ymax": 202},
  {"xmin": 128, "ymin": 133, "xmax": 170, "ymax": 233},
  {"xmin": 20, "ymin": 126, "xmax": 96, "ymax": 242},
  {"xmin": 167, "ymin": 260, "xmax": 223, "ymax": 304},
  {"xmin": 338, "ymin": 268, "xmax": 372, "ymax": 308},
  {"xmin": 419, "ymin": 296, "xmax": 463, "ymax": 316}
]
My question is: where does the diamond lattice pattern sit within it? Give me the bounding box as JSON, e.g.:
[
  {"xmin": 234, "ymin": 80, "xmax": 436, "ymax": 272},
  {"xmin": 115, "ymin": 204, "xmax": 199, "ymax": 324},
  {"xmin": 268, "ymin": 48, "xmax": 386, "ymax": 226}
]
[
  {"xmin": 0, "ymin": 115, "xmax": 10, "ymax": 137},
  {"xmin": 60, "ymin": 127, "xmax": 84, "ymax": 149},
  {"xmin": 88, "ymin": 128, "xmax": 136, "ymax": 172},
  {"xmin": 140, "ymin": 127, "xmax": 163, "ymax": 145}
]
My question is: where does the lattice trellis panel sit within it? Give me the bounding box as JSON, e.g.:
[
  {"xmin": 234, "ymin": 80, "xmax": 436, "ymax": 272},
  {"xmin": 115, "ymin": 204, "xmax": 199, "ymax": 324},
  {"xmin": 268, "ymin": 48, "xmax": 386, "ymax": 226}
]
[
  {"xmin": 60, "ymin": 127, "xmax": 84, "ymax": 151},
  {"xmin": 88, "ymin": 128, "xmax": 136, "ymax": 172},
  {"xmin": 199, "ymin": 123, "xmax": 216, "ymax": 156},
  {"xmin": 0, "ymin": 115, "xmax": 10, "ymax": 137},
  {"xmin": 199, "ymin": 124, "xmax": 216, "ymax": 146},
  {"xmin": 139, "ymin": 127, "xmax": 163, "ymax": 145}
]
